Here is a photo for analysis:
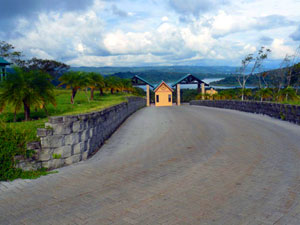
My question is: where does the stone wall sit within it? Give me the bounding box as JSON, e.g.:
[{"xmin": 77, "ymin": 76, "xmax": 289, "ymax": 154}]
[
  {"xmin": 190, "ymin": 100, "xmax": 300, "ymax": 125},
  {"xmin": 17, "ymin": 97, "xmax": 146, "ymax": 170}
]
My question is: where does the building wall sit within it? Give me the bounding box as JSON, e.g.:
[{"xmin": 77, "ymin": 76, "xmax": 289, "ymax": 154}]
[
  {"xmin": 155, "ymin": 83, "xmax": 172, "ymax": 107},
  {"xmin": 17, "ymin": 97, "xmax": 146, "ymax": 170},
  {"xmin": 190, "ymin": 100, "xmax": 300, "ymax": 125}
]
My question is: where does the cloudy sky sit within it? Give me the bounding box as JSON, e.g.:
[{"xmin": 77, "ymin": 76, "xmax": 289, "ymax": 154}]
[{"xmin": 1, "ymin": 0, "xmax": 300, "ymax": 67}]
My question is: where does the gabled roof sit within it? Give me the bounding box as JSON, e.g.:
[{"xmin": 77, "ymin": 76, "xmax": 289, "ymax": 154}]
[
  {"xmin": 131, "ymin": 75, "xmax": 154, "ymax": 88},
  {"xmin": 153, "ymin": 80, "xmax": 173, "ymax": 92},
  {"xmin": 171, "ymin": 74, "xmax": 209, "ymax": 87},
  {"xmin": 0, "ymin": 57, "xmax": 11, "ymax": 66}
]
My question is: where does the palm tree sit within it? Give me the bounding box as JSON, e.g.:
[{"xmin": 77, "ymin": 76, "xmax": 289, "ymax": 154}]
[
  {"xmin": 0, "ymin": 67, "xmax": 56, "ymax": 121},
  {"xmin": 104, "ymin": 76, "xmax": 122, "ymax": 94},
  {"xmin": 278, "ymin": 86, "xmax": 298, "ymax": 102},
  {"xmin": 59, "ymin": 71, "xmax": 86, "ymax": 104},
  {"xmin": 256, "ymin": 88, "xmax": 273, "ymax": 101},
  {"xmin": 120, "ymin": 79, "xmax": 133, "ymax": 93},
  {"xmin": 239, "ymin": 88, "xmax": 252, "ymax": 100},
  {"xmin": 86, "ymin": 72, "xmax": 104, "ymax": 100}
]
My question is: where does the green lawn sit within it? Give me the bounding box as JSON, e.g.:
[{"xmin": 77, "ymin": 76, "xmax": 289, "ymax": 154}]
[
  {"xmin": 280, "ymin": 99, "xmax": 300, "ymax": 106},
  {"xmin": 0, "ymin": 89, "xmax": 135, "ymax": 143}
]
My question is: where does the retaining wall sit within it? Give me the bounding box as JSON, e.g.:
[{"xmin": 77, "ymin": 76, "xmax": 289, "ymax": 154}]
[
  {"xmin": 17, "ymin": 97, "xmax": 146, "ymax": 170},
  {"xmin": 190, "ymin": 100, "xmax": 300, "ymax": 125}
]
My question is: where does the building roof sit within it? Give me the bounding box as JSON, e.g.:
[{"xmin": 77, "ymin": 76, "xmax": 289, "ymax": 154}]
[
  {"xmin": 171, "ymin": 74, "xmax": 209, "ymax": 87},
  {"xmin": 153, "ymin": 80, "xmax": 173, "ymax": 92},
  {"xmin": 131, "ymin": 75, "xmax": 155, "ymax": 88},
  {"xmin": 0, "ymin": 57, "xmax": 11, "ymax": 66}
]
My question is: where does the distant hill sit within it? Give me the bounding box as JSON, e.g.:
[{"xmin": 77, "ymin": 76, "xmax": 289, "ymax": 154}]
[
  {"xmin": 210, "ymin": 64, "xmax": 300, "ymax": 87},
  {"xmin": 70, "ymin": 66, "xmax": 238, "ymax": 83}
]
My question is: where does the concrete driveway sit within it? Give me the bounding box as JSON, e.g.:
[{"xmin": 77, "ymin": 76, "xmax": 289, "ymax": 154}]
[{"xmin": 1, "ymin": 105, "xmax": 300, "ymax": 225}]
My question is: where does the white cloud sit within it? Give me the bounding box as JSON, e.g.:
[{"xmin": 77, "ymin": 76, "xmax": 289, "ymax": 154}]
[
  {"xmin": 270, "ymin": 39, "xmax": 295, "ymax": 59},
  {"xmin": 162, "ymin": 16, "xmax": 169, "ymax": 22},
  {"xmin": 3, "ymin": 0, "xmax": 300, "ymax": 67}
]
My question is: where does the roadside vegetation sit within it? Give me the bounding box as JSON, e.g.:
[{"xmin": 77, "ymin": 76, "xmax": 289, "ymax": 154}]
[
  {"xmin": 0, "ymin": 41, "xmax": 144, "ymax": 181},
  {"xmin": 197, "ymin": 45, "xmax": 300, "ymax": 105},
  {"xmin": 193, "ymin": 87, "xmax": 299, "ymax": 105}
]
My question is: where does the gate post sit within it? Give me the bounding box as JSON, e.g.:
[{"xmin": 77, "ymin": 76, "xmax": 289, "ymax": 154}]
[
  {"xmin": 146, "ymin": 84, "xmax": 150, "ymax": 106},
  {"xmin": 201, "ymin": 83, "xmax": 205, "ymax": 100},
  {"xmin": 177, "ymin": 84, "xmax": 181, "ymax": 106}
]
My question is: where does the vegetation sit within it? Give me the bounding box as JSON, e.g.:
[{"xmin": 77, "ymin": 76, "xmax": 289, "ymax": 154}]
[
  {"xmin": 190, "ymin": 87, "xmax": 300, "ymax": 105},
  {"xmin": 0, "ymin": 90, "xmax": 136, "ymax": 142},
  {"xmin": 211, "ymin": 62, "xmax": 300, "ymax": 90},
  {"xmin": 237, "ymin": 47, "xmax": 271, "ymax": 100},
  {"xmin": 0, "ymin": 121, "xmax": 56, "ymax": 181},
  {"xmin": 0, "ymin": 67, "xmax": 56, "ymax": 121}
]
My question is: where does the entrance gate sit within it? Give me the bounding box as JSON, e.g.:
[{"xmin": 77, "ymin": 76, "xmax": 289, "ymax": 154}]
[{"xmin": 132, "ymin": 74, "xmax": 209, "ymax": 106}]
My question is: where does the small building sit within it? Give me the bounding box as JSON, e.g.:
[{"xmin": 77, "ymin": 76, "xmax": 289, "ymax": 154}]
[
  {"xmin": 0, "ymin": 57, "xmax": 11, "ymax": 81},
  {"xmin": 206, "ymin": 88, "xmax": 218, "ymax": 96},
  {"xmin": 154, "ymin": 81, "xmax": 173, "ymax": 107}
]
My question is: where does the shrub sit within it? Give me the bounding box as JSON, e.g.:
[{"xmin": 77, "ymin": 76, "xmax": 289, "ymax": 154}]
[{"xmin": 0, "ymin": 121, "xmax": 27, "ymax": 181}]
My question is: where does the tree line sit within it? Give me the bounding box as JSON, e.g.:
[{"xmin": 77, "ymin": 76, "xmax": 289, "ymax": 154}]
[{"xmin": 0, "ymin": 41, "xmax": 141, "ymax": 121}]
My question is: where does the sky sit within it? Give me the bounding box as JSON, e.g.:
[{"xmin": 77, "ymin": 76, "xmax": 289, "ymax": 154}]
[{"xmin": 1, "ymin": 0, "xmax": 300, "ymax": 67}]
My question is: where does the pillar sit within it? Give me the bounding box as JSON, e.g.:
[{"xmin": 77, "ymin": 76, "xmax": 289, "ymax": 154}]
[
  {"xmin": 146, "ymin": 84, "xmax": 150, "ymax": 106},
  {"xmin": 201, "ymin": 83, "xmax": 205, "ymax": 100},
  {"xmin": 177, "ymin": 84, "xmax": 181, "ymax": 106},
  {"xmin": 197, "ymin": 83, "xmax": 201, "ymax": 93}
]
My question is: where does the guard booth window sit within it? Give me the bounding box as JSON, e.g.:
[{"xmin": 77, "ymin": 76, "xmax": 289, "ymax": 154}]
[
  {"xmin": 156, "ymin": 95, "xmax": 159, "ymax": 102},
  {"xmin": 168, "ymin": 94, "xmax": 171, "ymax": 102}
]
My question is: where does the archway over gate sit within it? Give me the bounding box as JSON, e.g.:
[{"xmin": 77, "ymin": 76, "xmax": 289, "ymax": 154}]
[
  {"xmin": 131, "ymin": 74, "xmax": 209, "ymax": 106},
  {"xmin": 171, "ymin": 74, "xmax": 209, "ymax": 105}
]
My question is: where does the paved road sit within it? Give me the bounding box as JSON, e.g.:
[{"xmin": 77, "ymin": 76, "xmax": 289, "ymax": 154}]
[{"xmin": 1, "ymin": 105, "xmax": 300, "ymax": 225}]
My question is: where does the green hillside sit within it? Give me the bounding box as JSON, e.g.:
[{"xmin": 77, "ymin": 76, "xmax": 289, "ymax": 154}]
[{"xmin": 70, "ymin": 66, "xmax": 237, "ymax": 83}]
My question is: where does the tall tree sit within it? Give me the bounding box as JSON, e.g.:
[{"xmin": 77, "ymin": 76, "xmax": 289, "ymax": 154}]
[
  {"xmin": 23, "ymin": 57, "xmax": 70, "ymax": 79},
  {"xmin": 0, "ymin": 41, "xmax": 23, "ymax": 65},
  {"xmin": 291, "ymin": 63, "xmax": 300, "ymax": 93},
  {"xmin": 0, "ymin": 67, "xmax": 56, "ymax": 121},
  {"xmin": 237, "ymin": 47, "xmax": 271, "ymax": 100}
]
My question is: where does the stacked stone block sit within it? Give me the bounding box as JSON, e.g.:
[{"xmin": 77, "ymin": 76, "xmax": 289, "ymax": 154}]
[
  {"xmin": 190, "ymin": 100, "xmax": 300, "ymax": 125},
  {"xmin": 17, "ymin": 97, "xmax": 145, "ymax": 170}
]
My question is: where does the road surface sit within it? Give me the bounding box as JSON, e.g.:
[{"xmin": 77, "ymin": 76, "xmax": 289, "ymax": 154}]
[{"xmin": 1, "ymin": 105, "xmax": 300, "ymax": 225}]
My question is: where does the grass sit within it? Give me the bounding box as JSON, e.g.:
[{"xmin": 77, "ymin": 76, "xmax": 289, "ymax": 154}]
[
  {"xmin": 280, "ymin": 99, "xmax": 300, "ymax": 106},
  {"xmin": 0, "ymin": 89, "xmax": 134, "ymax": 143},
  {"xmin": 7, "ymin": 168, "xmax": 59, "ymax": 181}
]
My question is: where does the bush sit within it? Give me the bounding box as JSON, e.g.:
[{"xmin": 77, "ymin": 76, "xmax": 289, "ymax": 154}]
[{"xmin": 0, "ymin": 121, "xmax": 27, "ymax": 181}]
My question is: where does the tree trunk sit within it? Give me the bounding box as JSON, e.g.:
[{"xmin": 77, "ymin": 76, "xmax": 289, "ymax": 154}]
[
  {"xmin": 71, "ymin": 89, "xmax": 77, "ymax": 104},
  {"xmin": 99, "ymin": 88, "xmax": 104, "ymax": 96},
  {"xmin": 85, "ymin": 88, "xmax": 90, "ymax": 103},
  {"xmin": 44, "ymin": 106, "xmax": 49, "ymax": 117},
  {"xmin": 14, "ymin": 108, "xmax": 17, "ymax": 122},
  {"xmin": 23, "ymin": 100, "xmax": 31, "ymax": 121},
  {"xmin": 111, "ymin": 88, "xmax": 114, "ymax": 94},
  {"xmin": 91, "ymin": 88, "xmax": 94, "ymax": 100}
]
